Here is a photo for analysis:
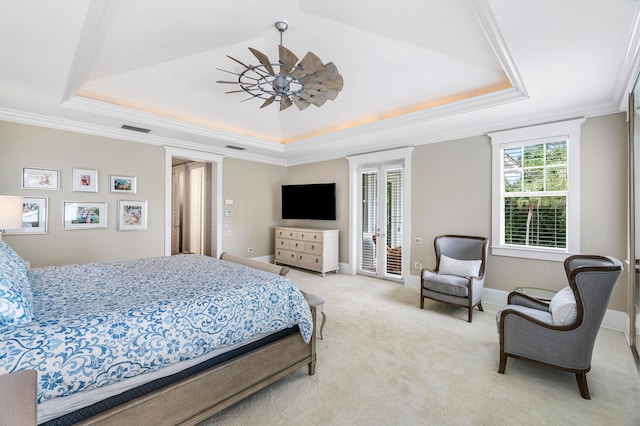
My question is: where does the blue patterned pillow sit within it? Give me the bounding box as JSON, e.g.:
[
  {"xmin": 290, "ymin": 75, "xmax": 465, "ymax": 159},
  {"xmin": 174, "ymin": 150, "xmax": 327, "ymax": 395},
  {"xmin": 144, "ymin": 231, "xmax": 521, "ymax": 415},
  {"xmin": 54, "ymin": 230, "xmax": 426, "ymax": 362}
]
[{"xmin": 0, "ymin": 242, "xmax": 33, "ymax": 327}]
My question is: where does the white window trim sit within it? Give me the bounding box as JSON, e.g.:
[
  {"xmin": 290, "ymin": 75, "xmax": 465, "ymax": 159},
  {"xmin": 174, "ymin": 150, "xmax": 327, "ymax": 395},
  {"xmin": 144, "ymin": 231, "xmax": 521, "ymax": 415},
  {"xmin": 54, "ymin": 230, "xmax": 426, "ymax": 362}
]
[{"xmin": 489, "ymin": 118, "xmax": 585, "ymax": 262}]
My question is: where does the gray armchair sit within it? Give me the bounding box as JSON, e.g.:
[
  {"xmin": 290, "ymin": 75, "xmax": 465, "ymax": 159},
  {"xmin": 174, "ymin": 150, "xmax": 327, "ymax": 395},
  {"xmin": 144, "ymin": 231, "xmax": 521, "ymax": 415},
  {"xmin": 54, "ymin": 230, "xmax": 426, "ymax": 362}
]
[
  {"xmin": 496, "ymin": 255, "xmax": 623, "ymax": 399},
  {"xmin": 420, "ymin": 235, "xmax": 488, "ymax": 322}
]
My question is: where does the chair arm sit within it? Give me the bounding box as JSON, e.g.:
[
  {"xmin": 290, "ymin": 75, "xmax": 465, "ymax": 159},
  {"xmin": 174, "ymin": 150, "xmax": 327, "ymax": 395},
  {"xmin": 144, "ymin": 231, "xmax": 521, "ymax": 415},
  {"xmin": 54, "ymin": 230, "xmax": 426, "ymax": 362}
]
[{"xmin": 507, "ymin": 292, "xmax": 550, "ymax": 310}]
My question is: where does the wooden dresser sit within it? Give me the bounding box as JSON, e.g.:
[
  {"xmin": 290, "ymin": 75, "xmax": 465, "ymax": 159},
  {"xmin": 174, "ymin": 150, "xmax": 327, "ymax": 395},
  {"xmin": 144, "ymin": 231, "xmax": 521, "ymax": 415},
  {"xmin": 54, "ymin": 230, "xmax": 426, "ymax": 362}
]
[{"xmin": 274, "ymin": 227, "xmax": 339, "ymax": 276}]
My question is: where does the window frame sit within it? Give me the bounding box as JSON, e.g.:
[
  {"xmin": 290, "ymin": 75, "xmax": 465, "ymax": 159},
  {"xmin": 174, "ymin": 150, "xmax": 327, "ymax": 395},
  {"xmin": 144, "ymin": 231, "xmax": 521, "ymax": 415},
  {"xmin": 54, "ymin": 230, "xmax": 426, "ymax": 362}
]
[{"xmin": 489, "ymin": 118, "xmax": 585, "ymax": 261}]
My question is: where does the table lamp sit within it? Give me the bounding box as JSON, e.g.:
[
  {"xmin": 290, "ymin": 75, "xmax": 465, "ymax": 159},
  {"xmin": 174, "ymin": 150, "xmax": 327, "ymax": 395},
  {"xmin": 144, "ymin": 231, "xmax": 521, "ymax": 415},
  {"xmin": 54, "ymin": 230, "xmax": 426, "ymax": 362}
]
[{"xmin": 0, "ymin": 195, "xmax": 24, "ymax": 240}]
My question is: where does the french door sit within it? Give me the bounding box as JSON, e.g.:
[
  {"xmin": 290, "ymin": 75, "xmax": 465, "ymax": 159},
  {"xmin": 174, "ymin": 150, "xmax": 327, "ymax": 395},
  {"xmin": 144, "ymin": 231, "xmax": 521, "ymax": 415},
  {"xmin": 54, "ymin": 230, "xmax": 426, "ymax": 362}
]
[{"xmin": 359, "ymin": 163, "xmax": 404, "ymax": 278}]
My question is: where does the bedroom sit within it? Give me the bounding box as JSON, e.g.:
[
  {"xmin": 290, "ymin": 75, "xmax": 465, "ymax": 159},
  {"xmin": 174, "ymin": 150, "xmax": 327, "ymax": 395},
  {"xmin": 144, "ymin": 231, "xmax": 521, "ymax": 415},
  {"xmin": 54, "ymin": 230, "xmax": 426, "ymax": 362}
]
[{"xmin": 0, "ymin": 0, "xmax": 639, "ymax": 424}]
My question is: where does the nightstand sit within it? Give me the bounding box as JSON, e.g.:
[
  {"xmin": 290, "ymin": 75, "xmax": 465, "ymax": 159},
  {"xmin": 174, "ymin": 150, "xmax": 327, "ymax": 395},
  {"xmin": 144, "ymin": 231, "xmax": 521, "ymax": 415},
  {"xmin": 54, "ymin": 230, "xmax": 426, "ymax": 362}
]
[{"xmin": 0, "ymin": 370, "xmax": 37, "ymax": 425}]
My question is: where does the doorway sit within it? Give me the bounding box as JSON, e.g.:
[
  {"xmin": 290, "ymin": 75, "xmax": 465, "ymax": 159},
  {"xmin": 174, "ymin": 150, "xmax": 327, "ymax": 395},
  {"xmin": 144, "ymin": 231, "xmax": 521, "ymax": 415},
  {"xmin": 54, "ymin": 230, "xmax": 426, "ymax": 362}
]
[
  {"xmin": 359, "ymin": 163, "xmax": 404, "ymax": 278},
  {"xmin": 348, "ymin": 147, "xmax": 412, "ymax": 281},
  {"xmin": 171, "ymin": 159, "xmax": 212, "ymax": 255},
  {"xmin": 164, "ymin": 147, "xmax": 224, "ymax": 257}
]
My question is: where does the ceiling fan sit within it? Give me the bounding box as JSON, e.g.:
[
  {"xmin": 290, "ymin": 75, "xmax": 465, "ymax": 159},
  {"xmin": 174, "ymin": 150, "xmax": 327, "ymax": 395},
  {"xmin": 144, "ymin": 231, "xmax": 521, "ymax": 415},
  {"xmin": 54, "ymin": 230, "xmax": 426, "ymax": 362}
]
[{"xmin": 217, "ymin": 21, "xmax": 344, "ymax": 111}]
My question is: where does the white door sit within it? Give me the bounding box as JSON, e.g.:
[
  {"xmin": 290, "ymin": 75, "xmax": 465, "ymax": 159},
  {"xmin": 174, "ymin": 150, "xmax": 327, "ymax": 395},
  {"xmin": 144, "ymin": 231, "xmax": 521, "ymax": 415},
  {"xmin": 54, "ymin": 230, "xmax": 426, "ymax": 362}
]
[{"xmin": 359, "ymin": 163, "xmax": 404, "ymax": 279}]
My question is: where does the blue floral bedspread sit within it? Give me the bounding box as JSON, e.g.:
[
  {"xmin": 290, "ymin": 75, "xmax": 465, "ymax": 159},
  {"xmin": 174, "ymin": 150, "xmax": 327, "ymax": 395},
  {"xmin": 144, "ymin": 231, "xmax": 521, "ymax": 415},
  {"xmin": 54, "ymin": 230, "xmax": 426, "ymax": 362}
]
[{"xmin": 0, "ymin": 255, "xmax": 312, "ymax": 404}]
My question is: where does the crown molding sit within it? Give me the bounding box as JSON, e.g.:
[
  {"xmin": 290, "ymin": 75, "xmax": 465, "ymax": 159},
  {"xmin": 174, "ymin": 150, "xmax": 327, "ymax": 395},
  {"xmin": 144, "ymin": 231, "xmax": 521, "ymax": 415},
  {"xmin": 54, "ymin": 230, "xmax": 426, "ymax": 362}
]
[
  {"xmin": 61, "ymin": 96, "xmax": 286, "ymax": 153},
  {"xmin": 469, "ymin": 0, "xmax": 528, "ymax": 97},
  {"xmin": 0, "ymin": 107, "xmax": 288, "ymax": 166},
  {"xmin": 614, "ymin": 1, "xmax": 640, "ymax": 110},
  {"xmin": 61, "ymin": 0, "xmax": 108, "ymax": 104}
]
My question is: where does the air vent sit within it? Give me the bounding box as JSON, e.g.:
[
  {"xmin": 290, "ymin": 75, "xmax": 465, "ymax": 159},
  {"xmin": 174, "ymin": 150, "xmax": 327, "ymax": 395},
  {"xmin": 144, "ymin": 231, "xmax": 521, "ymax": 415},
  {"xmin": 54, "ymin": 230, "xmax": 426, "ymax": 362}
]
[
  {"xmin": 225, "ymin": 145, "xmax": 246, "ymax": 151},
  {"xmin": 121, "ymin": 124, "xmax": 151, "ymax": 133}
]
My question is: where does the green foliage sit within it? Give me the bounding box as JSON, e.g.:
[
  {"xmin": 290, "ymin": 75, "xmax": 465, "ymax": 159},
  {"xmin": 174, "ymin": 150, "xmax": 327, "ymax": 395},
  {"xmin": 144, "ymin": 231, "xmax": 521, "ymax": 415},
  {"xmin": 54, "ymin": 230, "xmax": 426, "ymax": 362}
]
[{"xmin": 502, "ymin": 140, "xmax": 568, "ymax": 248}]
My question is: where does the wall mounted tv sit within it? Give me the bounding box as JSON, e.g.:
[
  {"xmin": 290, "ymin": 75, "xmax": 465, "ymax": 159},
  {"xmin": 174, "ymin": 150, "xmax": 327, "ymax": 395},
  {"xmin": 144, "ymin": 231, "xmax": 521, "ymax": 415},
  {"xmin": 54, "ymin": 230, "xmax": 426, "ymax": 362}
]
[{"xmin": 281, "ymin": 183, "xmax": 336, "ymax": 220}]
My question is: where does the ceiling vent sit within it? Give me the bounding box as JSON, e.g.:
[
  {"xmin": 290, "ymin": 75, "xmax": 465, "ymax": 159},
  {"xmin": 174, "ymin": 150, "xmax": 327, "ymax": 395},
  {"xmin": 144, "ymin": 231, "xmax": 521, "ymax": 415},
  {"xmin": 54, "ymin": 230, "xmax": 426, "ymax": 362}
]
[
  {"xmin": 225, "ymin": 145, "xmax": 246, "ymax": 151},
  {"xmin": 121, "ymin": 124, "xmax": 151, "ymax": 133}
]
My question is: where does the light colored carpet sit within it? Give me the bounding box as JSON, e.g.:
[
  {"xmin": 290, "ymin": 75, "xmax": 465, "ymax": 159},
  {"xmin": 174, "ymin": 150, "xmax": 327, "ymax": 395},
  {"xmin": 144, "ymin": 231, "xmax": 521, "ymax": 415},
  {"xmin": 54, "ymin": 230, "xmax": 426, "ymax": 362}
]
[{"xmin": 200, "ymin": 270, "xmax": 640, "ymax": 426}]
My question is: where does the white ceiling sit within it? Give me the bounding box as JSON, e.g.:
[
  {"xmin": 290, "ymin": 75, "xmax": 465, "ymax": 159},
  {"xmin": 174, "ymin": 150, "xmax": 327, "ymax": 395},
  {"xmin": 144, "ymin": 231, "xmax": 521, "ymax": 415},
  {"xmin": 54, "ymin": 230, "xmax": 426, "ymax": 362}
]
[{"xmin": 1, "ymin": 0, "xmax": 639, "ymax": 165}]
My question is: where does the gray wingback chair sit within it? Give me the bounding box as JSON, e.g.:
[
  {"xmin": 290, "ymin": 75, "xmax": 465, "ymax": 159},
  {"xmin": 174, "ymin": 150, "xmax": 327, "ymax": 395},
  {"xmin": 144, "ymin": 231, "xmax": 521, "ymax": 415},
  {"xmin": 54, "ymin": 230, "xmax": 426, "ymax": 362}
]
[
  {"xmin": 420, "ymin": 235, "xmax": 488, "ymax": 322},
  {"xmin": 496, "ymin": 254, "xmax": 622, "ymax": 399}
]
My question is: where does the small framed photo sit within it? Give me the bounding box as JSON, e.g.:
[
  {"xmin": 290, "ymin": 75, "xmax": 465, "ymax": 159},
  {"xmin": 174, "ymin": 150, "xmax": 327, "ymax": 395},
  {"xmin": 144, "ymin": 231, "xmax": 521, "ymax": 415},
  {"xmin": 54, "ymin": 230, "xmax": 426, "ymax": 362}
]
[
  {"xmin": 63, "ymin": 201, "xmax": 107, "ymax": 230},
  {"xmin": 117, "ymin": 200, "xmax": 147, "ymax": 231},
  {"xmin": 72, "ymin": 168, "xmax": 98, "ymax": 192},
  {"xmin": 4, "ymin": 197, "xmax": 48, "ymax": 235},
  {"xmin": 22, "ymin": 167, "xmax": 60, "ymax": 190},
  {"xmin": 109, "ymin": 175, "xmax": 136, "ymax": 193}
]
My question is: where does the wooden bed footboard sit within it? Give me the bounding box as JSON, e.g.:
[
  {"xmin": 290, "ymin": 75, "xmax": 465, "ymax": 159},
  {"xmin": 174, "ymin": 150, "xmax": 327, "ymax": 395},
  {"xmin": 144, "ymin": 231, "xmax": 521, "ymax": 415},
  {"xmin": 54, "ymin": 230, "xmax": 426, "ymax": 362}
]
[{"xmin": 77, "ymin": 317, "xmax": 316, "ymax": 426}]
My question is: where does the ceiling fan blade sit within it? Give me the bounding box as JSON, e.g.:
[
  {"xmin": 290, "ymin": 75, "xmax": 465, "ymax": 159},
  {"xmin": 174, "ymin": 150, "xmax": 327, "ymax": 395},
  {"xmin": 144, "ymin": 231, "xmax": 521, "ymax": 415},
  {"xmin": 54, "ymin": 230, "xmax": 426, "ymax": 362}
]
[
  {"xmin": 216, "ymin": 80, "xmax": 239, "ymax": 84},
  {"xmin": 309, "ymin": 88, "xmax": 341, "ymax": 100},
  {"xmin": 248, "ymin": 48, "xmax": 275, "ymax": 75},
  {"xmin": 226, "ymin": 55, "xmax": 252, "ymax": 70},
  {"xmin": 280, "ymin": 95, "xmax": 293, "ymax": 111},
  {"xmin": 279, "ymin": 45, "xmax": 298, "ymax": 74},
  {"xmin": 302, "ymin": 77, "xmax": 344, "ymax": 91},
  {"xmin": 260, "ymin": 96, "xmax": 276, "ymax": 108},
  {"xmin": 304, "ymin": 63, "xmax": 343, "ymax": 84},
  {"xmin": 225, "ymin": 89, "xmax": 247, "ymax": 94},
  {"xmin": 292, "ymin": 52, "xmax": 324, "ymax": 78},
  {"xmin": 217, "ymin": 68, "xmax": 242, "ymax": 76},
  {"xmin": 299, "ymin": 91, "xmax": 328, "ymax": 107},
  {"xmin": 292, "ymin": 95, "xmax": 311, "ymax": 111},
  {"xmin": 240, "ymin": 93, "xmax": 262, "ymax": 102}
]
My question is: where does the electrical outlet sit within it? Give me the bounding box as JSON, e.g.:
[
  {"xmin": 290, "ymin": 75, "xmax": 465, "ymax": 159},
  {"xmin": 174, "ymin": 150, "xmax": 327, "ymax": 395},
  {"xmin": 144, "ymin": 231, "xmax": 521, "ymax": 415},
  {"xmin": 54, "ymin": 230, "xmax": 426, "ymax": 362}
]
[
  {"xmin": 414, "ymin": 237, "xmax": 423, "ymax": 244},
  {"xmin": 224, "ymin": 230, "xmax": 231, "ymax": 236},
  {"xmin": 414, "ymin": 261, "xmax": 423, "ymax": 269}
]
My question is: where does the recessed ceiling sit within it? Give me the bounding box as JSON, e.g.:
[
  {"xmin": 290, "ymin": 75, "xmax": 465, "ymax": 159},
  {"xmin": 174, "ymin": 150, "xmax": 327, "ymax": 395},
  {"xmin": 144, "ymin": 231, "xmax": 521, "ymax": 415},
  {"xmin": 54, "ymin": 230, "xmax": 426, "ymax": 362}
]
[{"xmin": 0, "ymin": 0, "xmax": 638, "ymax": 165}]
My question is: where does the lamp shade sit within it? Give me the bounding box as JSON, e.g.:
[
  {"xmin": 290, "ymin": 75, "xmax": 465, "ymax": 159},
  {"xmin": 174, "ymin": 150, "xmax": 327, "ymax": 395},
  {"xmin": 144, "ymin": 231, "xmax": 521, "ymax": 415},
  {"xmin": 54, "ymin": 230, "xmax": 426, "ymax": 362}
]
[{"xmin": 0, "ymin": 195, "xmax": 24, "ymax": 230}]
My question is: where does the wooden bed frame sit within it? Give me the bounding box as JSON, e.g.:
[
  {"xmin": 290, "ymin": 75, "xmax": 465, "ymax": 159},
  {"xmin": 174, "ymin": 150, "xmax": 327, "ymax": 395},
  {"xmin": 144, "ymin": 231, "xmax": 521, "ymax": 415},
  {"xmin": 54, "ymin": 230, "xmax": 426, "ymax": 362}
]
[{"xmin": 68, "ymin": 255, "xmax": 317, "ymax": 425}]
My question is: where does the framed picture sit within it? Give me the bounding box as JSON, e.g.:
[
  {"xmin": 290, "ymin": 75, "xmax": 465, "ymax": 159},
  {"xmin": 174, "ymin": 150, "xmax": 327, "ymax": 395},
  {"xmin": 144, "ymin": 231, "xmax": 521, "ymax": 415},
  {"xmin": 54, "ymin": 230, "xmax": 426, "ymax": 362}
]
[
  {"xmin": 109, "ymin": 175, "xmax": 136, "ymax": 193},
  {"xmin": 72, "ymin": 168, "xmax": 98, "ymax": 192},
  {"xmin": 63, "ymin": 201, "xmax": 107, "ymax": 230},
  {"xmin": 4, "ymin": 197, "xmax": 48, "ymax": 235},
  {"xmin": 117, "ymin": 200, "xmax": 147, "ymax": 231},
  {"xmin": 22, "ymin": 167, "xmax": 60, "ymax": 190}
]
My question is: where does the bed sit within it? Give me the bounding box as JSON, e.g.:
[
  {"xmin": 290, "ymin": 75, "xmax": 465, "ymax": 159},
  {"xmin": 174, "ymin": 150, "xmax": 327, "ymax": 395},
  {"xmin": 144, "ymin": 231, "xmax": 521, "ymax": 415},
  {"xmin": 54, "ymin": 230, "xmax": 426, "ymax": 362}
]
[{"xmin": 0, "ymin": 241, "xmax": 317, "ymax": 425}]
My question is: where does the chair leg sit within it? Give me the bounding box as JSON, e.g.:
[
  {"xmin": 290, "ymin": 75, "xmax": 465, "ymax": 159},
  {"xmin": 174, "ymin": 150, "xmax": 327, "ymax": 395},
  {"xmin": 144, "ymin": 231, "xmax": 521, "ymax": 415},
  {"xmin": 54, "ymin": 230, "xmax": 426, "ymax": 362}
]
[
  {"xmin": 498, "ymin": 351, "xmax": 507, "ymax": 374},
  {"xmin": 420, "ymin": 295, "xmax": 424, "ymax": 309},
  {"xmin": 477, "ymin": 302, "xmax": 484, "ymax": 312},
  {"xmin": 467, "ymin": 307, "xmax": 473, "ymax": 323},
  {"xmin": 575, "ymin": 372, "xmax": 591, "ymax": 399}
]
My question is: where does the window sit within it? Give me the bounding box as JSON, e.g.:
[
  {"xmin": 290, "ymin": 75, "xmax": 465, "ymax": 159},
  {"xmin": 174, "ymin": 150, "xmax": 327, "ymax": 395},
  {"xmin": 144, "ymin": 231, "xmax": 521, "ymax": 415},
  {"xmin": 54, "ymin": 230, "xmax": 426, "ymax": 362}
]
[{"xmin": 489, "ymin": 118, "xmax": 584, "ymax": 261}]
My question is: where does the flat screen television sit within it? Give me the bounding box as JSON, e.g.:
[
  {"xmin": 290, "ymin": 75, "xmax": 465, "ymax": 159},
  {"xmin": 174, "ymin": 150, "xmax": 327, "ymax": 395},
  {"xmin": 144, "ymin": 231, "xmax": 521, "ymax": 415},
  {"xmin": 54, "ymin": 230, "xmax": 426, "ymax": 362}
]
[{"xmin": 281, "ymin": 183, "xmax": 336, "ymax": 220}]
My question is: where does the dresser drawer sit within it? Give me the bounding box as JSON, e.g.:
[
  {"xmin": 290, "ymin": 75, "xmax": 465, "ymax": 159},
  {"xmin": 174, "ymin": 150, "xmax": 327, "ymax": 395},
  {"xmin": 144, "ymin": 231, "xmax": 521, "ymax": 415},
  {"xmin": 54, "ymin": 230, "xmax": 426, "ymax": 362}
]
[
  {"xmin": 305, "ymin": 241, "xmax": 323, "ymax": 255},
  {"xmin": 290, "ymin": 240, "xmax": 304, "ymax": 251},
  {"xmin": 297, "ymin": 231, "xmax": 322, "ymax": 242},
  {"xmin": 299, "ymin": 253, "xmax": 323, "ymax": 268},
  {"xmin": 275, "ymin": 249, "xmax": 297, "ymax": 263},
  {"xmin": 275, "ymin": 238, "xmax": 290, "ymax": 250}
]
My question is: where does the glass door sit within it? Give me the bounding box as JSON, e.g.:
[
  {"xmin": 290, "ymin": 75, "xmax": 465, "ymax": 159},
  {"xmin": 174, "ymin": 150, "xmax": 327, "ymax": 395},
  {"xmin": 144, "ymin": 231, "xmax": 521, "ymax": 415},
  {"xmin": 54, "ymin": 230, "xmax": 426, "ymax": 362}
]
[{"xmin": 359, "ymin": 163, "xmax": 404, "ymax": 279}]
